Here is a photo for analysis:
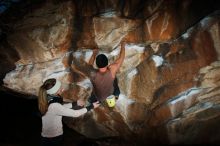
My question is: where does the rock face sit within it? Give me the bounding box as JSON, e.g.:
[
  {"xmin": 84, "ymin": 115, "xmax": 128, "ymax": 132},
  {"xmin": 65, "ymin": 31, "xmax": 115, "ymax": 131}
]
[{"xmin": 1, "ymin": 0, "xmax": 220, "ymax": 144}]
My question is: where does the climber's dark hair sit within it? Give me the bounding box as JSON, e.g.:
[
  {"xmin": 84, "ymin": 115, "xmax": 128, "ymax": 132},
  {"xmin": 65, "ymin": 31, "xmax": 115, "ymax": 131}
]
[{"xmin": 96, "ymin": 54, "xmax": 108, "ymax": 68}]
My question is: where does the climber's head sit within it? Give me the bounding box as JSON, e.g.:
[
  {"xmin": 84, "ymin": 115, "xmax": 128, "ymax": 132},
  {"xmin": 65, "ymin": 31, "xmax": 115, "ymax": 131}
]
[{"xmin": 96, "ymin": 54, "xmax": 108, "ymax": 72}]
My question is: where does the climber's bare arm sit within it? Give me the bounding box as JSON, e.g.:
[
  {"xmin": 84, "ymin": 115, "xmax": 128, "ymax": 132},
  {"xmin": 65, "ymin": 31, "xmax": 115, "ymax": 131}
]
[{"xmin": 109, "ymin": 41, "xmax": 125, "ymax": 77}]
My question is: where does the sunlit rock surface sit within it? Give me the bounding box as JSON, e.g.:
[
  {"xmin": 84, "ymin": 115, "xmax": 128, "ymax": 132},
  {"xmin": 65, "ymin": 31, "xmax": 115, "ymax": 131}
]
[{"xmin": 1, "ymin": 0, "xmax": 220, "ymax": 144}]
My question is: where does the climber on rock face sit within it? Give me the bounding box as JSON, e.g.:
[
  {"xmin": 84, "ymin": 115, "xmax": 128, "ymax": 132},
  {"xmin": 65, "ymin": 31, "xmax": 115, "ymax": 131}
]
[{"xmin": 87, "ymin": 41, "xmax": 126, "ymax": 108}]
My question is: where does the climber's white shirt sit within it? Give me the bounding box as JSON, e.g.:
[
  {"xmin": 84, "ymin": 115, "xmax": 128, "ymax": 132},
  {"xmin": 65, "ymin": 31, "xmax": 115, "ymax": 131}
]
[{"xmin": 41, "ymin": 103, "xmax": 87, "ymax": 138}]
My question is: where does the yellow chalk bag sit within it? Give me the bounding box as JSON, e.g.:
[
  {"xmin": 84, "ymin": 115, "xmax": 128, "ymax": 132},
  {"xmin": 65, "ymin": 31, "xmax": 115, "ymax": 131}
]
[{"xmin": 106, "ymin": 95, "xmax": 116, "ymax": 107}]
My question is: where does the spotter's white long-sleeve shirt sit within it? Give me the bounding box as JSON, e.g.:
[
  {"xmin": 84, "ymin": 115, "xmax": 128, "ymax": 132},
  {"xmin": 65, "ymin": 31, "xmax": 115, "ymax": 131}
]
[{"xmin": 41, "ymin": 102, "xmax": 87, "ymax": 138}]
